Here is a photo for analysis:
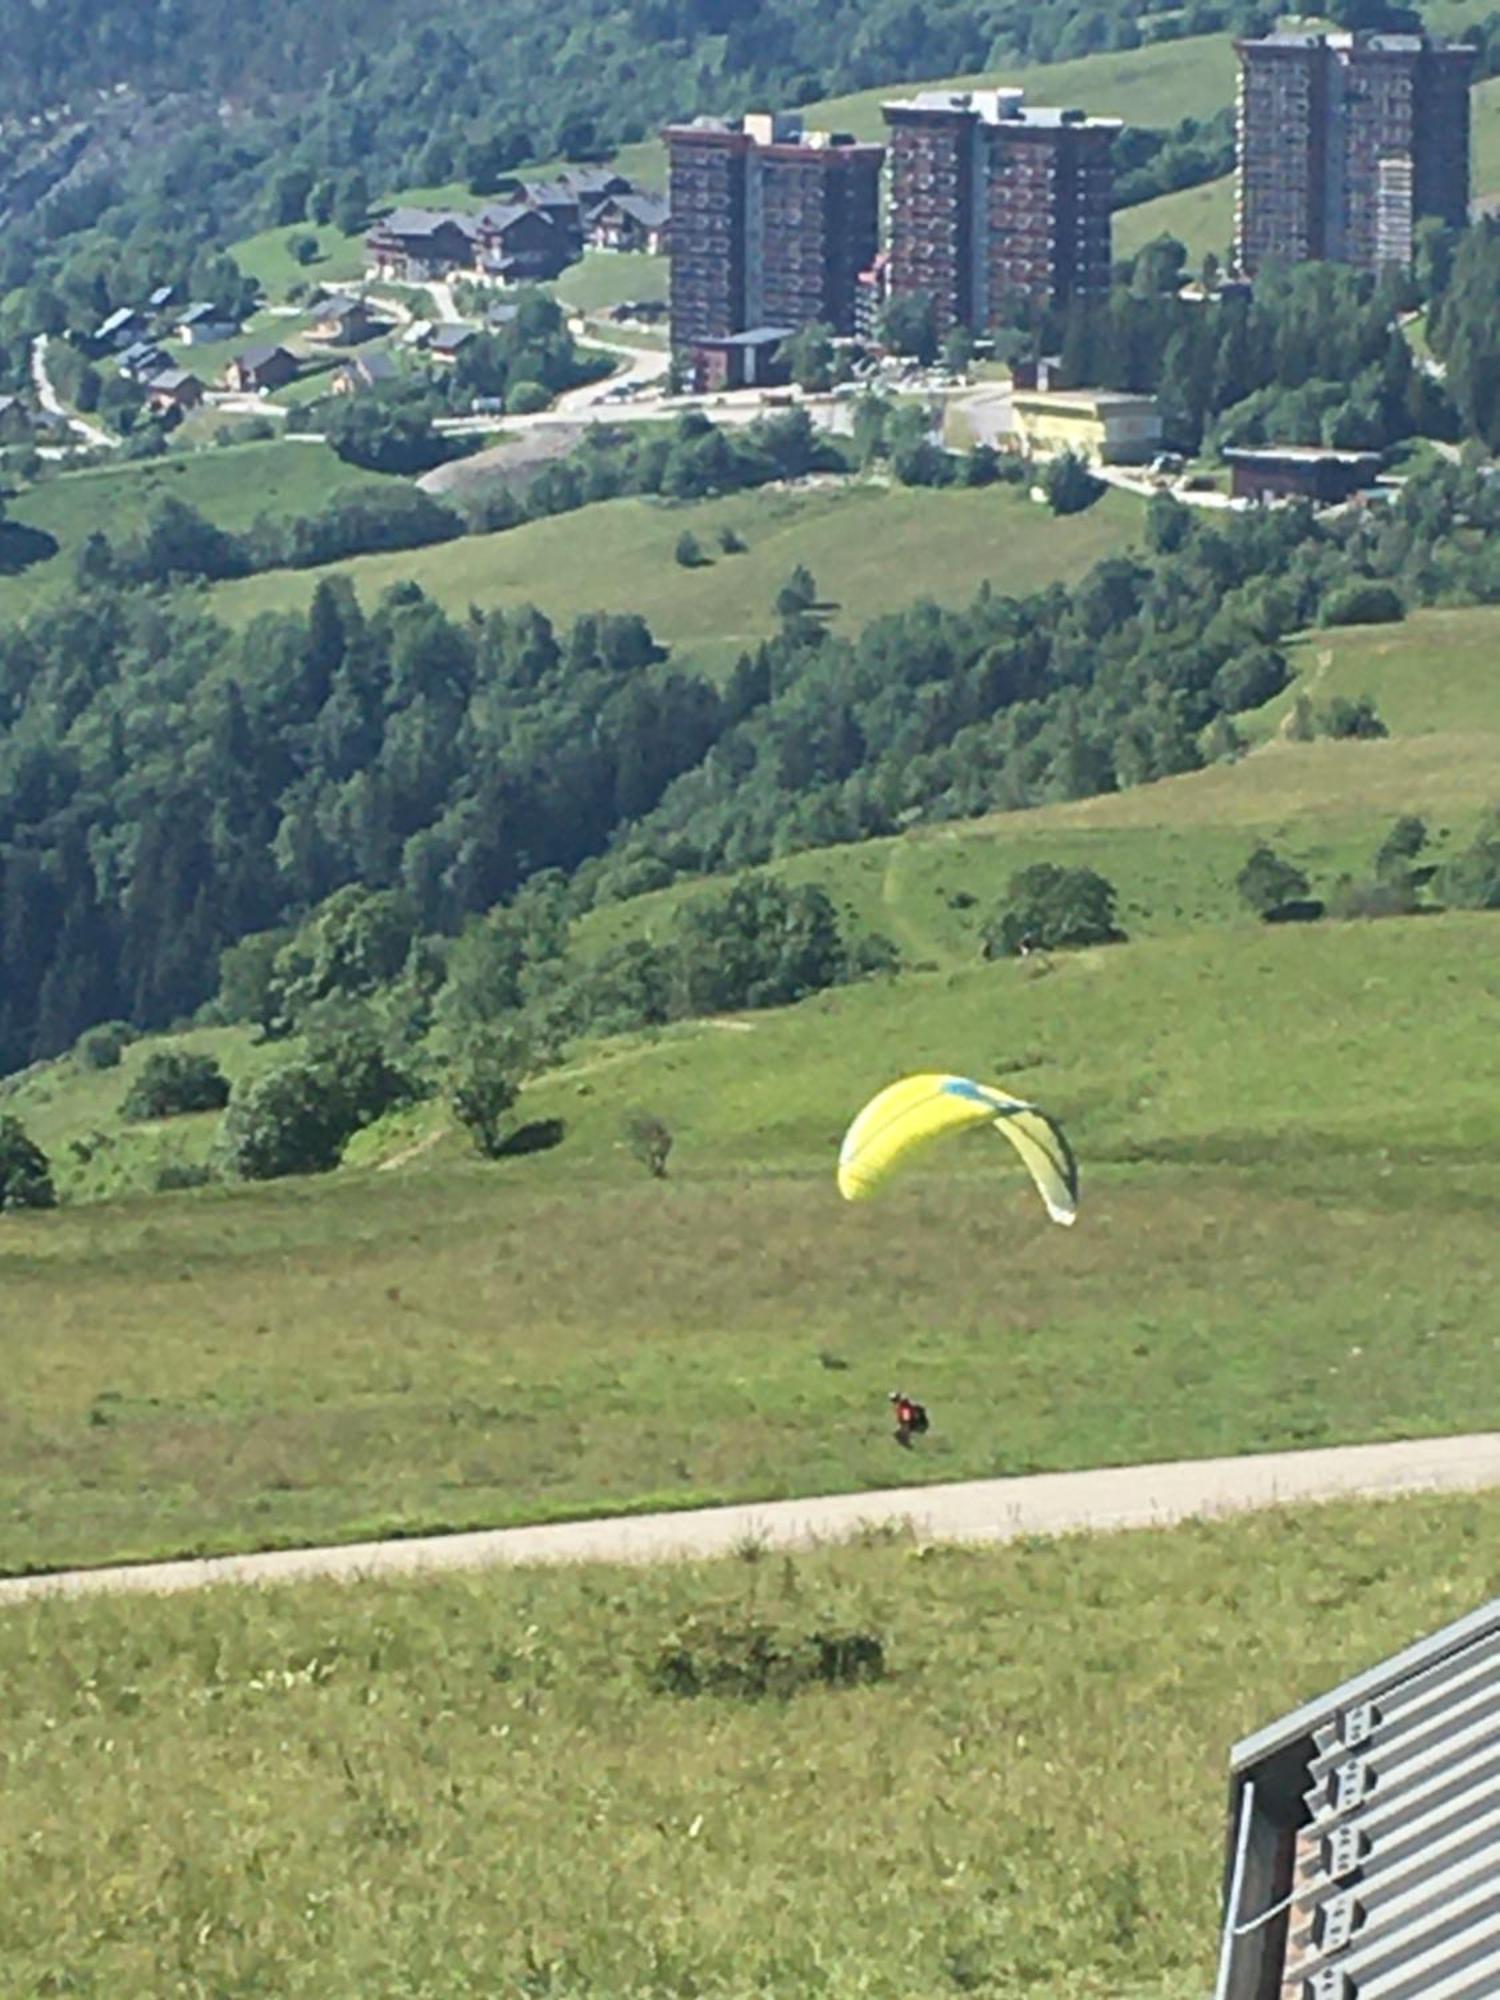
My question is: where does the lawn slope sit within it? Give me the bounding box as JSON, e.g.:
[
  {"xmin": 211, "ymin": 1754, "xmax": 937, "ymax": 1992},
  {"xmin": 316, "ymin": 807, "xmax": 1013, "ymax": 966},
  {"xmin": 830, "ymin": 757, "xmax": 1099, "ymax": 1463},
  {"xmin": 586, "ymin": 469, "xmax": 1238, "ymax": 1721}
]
[
  {"xmin": 0, "ymin": 439, "xmax": 387, "ymax": 621},
  {"xmin": 206, "ymin": 481, "xmax": 1144, "ymax": 678},
  {"xmin": 2, "ymin": 1490, "xmax": 1496, "ymax": 1997}
]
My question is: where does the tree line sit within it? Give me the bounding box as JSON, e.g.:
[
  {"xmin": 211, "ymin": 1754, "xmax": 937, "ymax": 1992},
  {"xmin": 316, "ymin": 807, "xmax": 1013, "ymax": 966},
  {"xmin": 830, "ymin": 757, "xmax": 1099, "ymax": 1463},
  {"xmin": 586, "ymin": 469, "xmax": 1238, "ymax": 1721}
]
[{"xmin": 3, "ymin": 450, "xmax": 1498, "ymax": 1074}]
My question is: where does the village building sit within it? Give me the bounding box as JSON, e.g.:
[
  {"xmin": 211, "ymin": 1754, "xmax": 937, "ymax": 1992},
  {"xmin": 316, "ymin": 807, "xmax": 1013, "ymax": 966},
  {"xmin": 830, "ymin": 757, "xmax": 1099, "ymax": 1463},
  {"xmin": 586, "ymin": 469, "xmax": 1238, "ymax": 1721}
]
[
  {"xmin": 1223, "ymin": 444, "xmax": 1385, "ymax": 505},
  {"xmin": 1010, "ymin": 387, "xmax": 1162, "ymax": 466},
  {"xmin": 224, "ymin": 344, "xmax": 298, "ymax": 393},
  {"xmin": 332, "ymin": 351, "xmax": 400, "ymax": 395},
  {"xmin": 365, "ymin": 208, "xmax": 480, "ymax": 282},
  {"xmin": 144, "ymin": 369, "xmax": 205, "ymax": 419},
  {"xmin": 589, "ymin": 192, "xmax": 670, "ymax": 254},
  {"xmin": 176, "ymin": 302, "xmax": 239, "ymax": 345}
]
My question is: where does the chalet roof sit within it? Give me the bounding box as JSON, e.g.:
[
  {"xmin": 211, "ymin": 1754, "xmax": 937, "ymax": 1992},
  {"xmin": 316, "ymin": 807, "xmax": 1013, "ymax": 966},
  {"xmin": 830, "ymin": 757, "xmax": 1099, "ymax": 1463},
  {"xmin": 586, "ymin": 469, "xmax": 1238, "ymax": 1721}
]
[
  {"xmin": 429, "ymin": 322, "xmax": 476, "ymax": 353},
  {"xmin": 604, "ymin": 192, "xmax": 670, "ymax": 228},
  {"xmin": 235, "ymin": 342, "xmax": 291, "ymax": 369},
  {"xmin": 375, "ymin": 207, "xmax": 479, "ymax": 241}
]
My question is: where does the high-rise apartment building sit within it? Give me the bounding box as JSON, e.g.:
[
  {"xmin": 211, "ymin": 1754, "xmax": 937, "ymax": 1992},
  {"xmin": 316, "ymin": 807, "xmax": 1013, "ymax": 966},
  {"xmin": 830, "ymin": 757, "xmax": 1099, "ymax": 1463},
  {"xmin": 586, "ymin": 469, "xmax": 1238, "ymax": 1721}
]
[
  {"xmin": 1235, "ymin": 31, "xmax": 1474, "ymax": 274},
  {"xmin": 881, "ymin": 90, "xmax": 1117, "ymax": 333},
  {"xmin": 664, "ymin": 112, "xmax": 883, "ymax": 352}
]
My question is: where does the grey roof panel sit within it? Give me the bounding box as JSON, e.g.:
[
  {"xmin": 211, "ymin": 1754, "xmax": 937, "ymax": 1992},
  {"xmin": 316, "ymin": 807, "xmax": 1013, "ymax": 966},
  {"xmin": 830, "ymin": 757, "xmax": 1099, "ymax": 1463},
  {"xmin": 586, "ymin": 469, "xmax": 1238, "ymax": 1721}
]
[{"xmin": 1221, "ymin": 1596, "xmax": 1500, "ymax": 2000}]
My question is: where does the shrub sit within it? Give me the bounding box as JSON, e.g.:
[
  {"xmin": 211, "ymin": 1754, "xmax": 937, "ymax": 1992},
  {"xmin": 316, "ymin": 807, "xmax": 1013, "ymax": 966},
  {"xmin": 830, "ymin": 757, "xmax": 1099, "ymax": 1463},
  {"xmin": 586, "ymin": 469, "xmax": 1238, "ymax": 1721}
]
[
  {"xmin": 1319, "ymin": 694, "xmax": 1387, "ymax": 740},
  {"xmin": 1436, "ymin": 813, "xmax": 1500, "ymax": 910},
  {"xmin": 674, "ymin": 531, "xmax": 706, "ymax": 568},
  {"xmin": 218, "ymin": 1062, "xmax": 354, "ymax": 1180},
  {"xmin": 507, "ymin": 379, "xmax": 551, "ymax": 415},
  {"xmin": 717, "ymin": 525, "xmax": 746, "ymax": 554},
  {"xmin": 0, "ymin": 1115, "xmax": 56, "ymax": 1211},
  {"xmin": 122, "ymin": 1050, "xmax": 231, "ymax": 1121},
  {"xmin": 1236, "ymin": 845, "xmax": 1315, "ymax": 921},
  {"xmin": 1042, "ymin": 450, "xmax": 1102, "ymax": 516},
  {"xmin": 624, "ymin": 1110, "xmax": 673, "ymax": 1179},
  {"xmin": 649, "ymin": 1612, "xmax": 886, "ymax": 1700},
  {"xmin": 75, "ymin": 1020, "xmax": 134, "ymax": 1071},
  {"xmin": 1326, "ymin": 876, "xmax": 1418, "ymax": 921},
  {"xmin": 1321, "ymin": 581, "xmax": 1404, "ymax": 627},
  {"xmin": 984, "ymin": 864, "xmax": 1123, "ymax": 956},
  {"xmin": 450, "ymin": 1029, "xmax": 522, "ymax": 1159}
]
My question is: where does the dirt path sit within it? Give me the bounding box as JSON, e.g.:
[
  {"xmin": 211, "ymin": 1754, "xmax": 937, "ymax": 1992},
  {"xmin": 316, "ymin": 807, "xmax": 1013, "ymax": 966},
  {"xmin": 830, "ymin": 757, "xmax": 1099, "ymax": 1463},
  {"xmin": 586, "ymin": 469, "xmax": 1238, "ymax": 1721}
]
[{"xmin": 5, "ymin": 1432, "xmax": 1499, "ymax": 1609}]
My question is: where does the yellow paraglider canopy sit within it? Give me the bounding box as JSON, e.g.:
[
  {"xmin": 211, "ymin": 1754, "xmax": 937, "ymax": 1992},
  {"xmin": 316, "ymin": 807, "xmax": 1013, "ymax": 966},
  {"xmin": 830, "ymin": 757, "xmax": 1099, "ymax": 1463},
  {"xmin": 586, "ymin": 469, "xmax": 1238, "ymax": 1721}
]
[{"xmin": 837, "ymin": 1073, "xmax": 1078, "ymax": 1225}]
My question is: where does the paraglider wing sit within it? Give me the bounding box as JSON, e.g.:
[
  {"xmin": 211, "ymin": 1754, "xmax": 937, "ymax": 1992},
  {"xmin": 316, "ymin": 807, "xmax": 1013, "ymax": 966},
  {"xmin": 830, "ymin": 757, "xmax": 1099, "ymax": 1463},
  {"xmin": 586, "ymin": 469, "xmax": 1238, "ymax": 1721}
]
[{"xmin": 836, "ymin": 1073, "xmax": 1078, "ymax": 1226}]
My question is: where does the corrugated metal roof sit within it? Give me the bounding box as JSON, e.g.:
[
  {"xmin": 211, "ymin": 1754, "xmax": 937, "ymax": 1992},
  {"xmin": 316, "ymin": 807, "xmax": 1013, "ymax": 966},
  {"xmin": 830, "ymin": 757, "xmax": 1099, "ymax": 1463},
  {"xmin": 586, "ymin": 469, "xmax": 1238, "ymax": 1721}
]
[{"xmin": 1218, "ymin": 1597, "xmax": 1500, "ymax": 2000}]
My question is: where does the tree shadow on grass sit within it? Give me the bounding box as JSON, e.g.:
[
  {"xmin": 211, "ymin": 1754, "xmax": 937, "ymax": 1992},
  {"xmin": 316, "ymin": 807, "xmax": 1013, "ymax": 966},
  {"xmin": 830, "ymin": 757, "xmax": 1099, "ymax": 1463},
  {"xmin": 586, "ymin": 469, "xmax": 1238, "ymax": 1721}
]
[
  {"xmin": 0, "ymin": 522, "xmax": 59, "ymax": 576},
  {"xmin": 495, "ymin": 1117, "xmax": 567, "ymax": 1158}
]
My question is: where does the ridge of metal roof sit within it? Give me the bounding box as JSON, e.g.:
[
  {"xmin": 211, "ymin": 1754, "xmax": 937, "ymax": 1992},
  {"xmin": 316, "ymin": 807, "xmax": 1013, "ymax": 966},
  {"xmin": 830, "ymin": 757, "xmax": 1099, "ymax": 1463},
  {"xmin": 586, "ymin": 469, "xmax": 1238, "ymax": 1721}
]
[{"xmin": 1231, "ymin": 1595, "xmax": 1500, "ymax": 1774}]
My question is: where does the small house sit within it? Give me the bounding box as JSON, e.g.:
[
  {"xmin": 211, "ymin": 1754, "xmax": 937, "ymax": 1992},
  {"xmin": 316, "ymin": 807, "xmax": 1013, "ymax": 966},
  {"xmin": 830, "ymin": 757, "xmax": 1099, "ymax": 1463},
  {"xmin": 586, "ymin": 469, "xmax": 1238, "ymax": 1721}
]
[
  {"xmin": 145, "ymin": 368, "xmax": 205, "ymax": 416},
  {"xmin": 427, "ymin": 323, "xmax": 477, "ymax": 365},
  {"xmin": 511, "ymin": 182, "xmax": 584, "ymax": 248},
  {"xmin": 1010, "ymin": 387, "xmax": 1162, "ymax": 466},
  {"xmin": 588, "ymin": 192, "xmax": 670, "ymax": 255},
  {"xmin": 0, "ymin": 394, "xmax": 33, "ymax": 442},
  {"xmin": 1224, "ymin": 446, "xmax": 1384, "ymax": 507},
  {"xmin": 475, "ymin": 202, "xmax": 573, "ymax": 283},
  {"xmin": 331, "ymin": 351, "xmax": 400, "ymax": 395},
  {"xmin": 177, "ymin": 302, "xmax": 239, "ymax": 345},
  {"xmin": 689, "ymin": 326, "xmax": 792, "ymax": 394},
  {"xmin": 307, "ymin": 293, "xmax": 380, "ymax": 344},
  {"xmin": 96, "ymin": 306, "xmax": 147, "ymax": 350},
  {"xmin": 364, "ymin": 208, "xmax": 479, "ymax": 282},
  {"xmin": 224, "ymin": 343, "xmax": 297, "ymax": 393},
  {"xmin": 146, "ymin": 284, "xmax": 178, "ymax": 313},
  {"xmin": 117, "ymin": 340, "xmax": 172, "ymax": 382}
]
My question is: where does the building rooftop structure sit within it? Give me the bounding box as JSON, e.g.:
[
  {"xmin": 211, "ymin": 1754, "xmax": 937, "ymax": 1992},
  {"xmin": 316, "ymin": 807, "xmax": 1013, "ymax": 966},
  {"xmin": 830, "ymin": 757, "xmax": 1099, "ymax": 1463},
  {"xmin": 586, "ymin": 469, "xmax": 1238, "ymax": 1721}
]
[{"xmin": 1216, "ymin": 1594, "xmax": 1500, "ymax": 2000}]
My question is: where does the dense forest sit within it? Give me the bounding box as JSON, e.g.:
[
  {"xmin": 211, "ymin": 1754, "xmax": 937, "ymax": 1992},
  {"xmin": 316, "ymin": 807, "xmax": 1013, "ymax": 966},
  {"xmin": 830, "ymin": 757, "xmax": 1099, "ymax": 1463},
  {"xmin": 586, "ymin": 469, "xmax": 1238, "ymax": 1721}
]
[{"xmin": 3, "ymin": 450, "xmax": 1498, "ymax": 1074}]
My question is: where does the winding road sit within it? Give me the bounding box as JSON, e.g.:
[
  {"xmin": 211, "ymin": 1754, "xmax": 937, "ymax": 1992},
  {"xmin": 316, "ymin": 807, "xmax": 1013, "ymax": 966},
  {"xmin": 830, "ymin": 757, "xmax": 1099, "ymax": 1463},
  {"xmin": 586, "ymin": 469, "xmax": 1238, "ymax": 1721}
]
[
  {"xmin": 30, "ymin": 332, "xmax": 116, "ymax": 449},
  {"xmin": 4, "ymin": 1431, "xmax": 1499, "ymax": 1608}
]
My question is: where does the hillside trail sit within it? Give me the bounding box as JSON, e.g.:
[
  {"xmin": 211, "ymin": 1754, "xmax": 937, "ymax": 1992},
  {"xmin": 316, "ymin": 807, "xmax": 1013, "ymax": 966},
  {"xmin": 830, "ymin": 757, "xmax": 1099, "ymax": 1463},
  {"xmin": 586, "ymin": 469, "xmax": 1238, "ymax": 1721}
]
[{"xmin": 4, "ymin": 1431, "xmax": 1499, "ymax": 1609}]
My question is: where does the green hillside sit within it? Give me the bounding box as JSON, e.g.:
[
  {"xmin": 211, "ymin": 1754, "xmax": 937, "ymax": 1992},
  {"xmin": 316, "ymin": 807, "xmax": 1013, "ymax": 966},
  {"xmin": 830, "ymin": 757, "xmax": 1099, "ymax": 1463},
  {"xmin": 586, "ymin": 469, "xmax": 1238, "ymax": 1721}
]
[
  {"xmin": 1115, "ymin": 174, "xmax": 1234, "ymax": 266},
  {"xmin": 0, "ymin": 438, "xmax": 383, "ymax": 621},
  {"xmin": 206, "ymin": 481, "xmax": 1144, "ymax": 678},
  {"xmin": 7, "ymin": 897, "xmax": 1500, "ymax": 1574},
  {"xmin": 4, "ymin": 1489, "xmax": 1496, "ymax": 1998},
  {"xmin": 1244, "ymin": 605, "xmax": 1500, "ymax": 743}
]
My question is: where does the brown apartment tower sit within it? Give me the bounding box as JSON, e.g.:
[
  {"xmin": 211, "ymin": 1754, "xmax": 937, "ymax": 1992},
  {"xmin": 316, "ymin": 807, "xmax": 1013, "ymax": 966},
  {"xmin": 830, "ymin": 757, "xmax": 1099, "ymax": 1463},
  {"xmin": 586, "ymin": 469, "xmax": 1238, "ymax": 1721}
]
[
  {"xmin": 881, "ymin": 89, "xmax": 1118, "ymax": 334},
  {"xmin": 1235, "ymin": 31, "xmax": 1474, "ymax": 274},
  {"xmin": 664, "ymin": 112, "xmax": 883, "ymax": 350}
]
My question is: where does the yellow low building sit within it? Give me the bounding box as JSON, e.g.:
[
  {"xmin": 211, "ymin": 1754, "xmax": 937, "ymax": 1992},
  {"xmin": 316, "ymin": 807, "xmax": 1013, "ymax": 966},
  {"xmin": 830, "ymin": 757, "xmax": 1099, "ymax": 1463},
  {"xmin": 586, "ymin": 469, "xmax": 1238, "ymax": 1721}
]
[{"xmin": 1010, "ymin": 387, "xmax": 1162, "ymax": 467}]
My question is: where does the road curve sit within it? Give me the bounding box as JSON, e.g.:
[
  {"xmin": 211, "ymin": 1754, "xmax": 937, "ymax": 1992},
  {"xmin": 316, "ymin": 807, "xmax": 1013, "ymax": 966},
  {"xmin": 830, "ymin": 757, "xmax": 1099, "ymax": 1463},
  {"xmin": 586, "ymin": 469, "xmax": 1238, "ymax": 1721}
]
[{"xmin": 5, "ymin": 1432, "xmax": 1500, "ymax": 1609}]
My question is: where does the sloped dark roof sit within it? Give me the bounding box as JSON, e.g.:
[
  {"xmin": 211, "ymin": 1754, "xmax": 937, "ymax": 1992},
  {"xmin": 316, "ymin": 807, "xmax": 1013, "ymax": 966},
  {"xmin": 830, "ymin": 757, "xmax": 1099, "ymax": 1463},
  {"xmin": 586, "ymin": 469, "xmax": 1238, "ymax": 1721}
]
[
  {"xmin": 235, "ymin": 343, "xmax": 291, "ymax": 370},
  {"xmin": 603, "ymin": 192, "xmax": 670, "ymax": 229},
  {"xmin": 376, "ymin": 207, "xmax": 479, "ymax": 240},
  {"xmin": 1219, "ymin": 1596, "xmax": 1500, "ymax": 2000}
]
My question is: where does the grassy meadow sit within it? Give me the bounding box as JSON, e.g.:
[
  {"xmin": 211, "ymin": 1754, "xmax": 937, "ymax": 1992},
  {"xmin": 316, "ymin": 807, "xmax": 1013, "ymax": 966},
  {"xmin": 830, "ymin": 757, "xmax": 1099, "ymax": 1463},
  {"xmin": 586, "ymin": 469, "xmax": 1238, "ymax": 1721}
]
[
  {"xmin": 555, "ymin": 251, "xmax": 669, "ymax": 314},
  {"xmin": 7, "ymin": 904, "xmax": 1500, "ymax": 1574},
  {"xmin": 206, "ymin": 480, "xmax": 1145, "ymax": 677},
  {"xmin": 0, "ymin": 438, "xmax": 385, "ymax": 620},
  {"xmin": 3, "ymin": 1491, "xmax": 1499, "ymax": 1996},
  {"xmin": 1115, "ymin": 174, "xmax": 1234, "ymax": 267}
]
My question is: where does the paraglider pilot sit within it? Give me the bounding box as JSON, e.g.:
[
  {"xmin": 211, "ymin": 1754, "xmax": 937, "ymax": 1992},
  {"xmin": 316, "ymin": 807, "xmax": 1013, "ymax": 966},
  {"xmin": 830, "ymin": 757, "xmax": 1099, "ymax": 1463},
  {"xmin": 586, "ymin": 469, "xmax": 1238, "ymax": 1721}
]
[{"xmin": 889, "ymin": 1391, "xmax": 929, "ymax": 1449}]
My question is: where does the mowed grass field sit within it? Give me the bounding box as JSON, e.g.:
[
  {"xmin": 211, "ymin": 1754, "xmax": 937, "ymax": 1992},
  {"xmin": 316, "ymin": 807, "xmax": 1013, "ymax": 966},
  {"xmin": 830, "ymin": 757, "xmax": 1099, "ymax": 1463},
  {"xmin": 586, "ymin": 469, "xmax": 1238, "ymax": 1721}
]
[
  {"xmin": 555, "ymin": 250, "xmax": 669, "ymax": 313},
  {"xmin": 3, "ymin": 1491, "xmax": 1498, "ymax": 1997},
  {"xmin": 0, "ymin": 439, "xmax": 386, "ymax": 620},
  {"xmin": 1115, "ymin": 174, "xmax": 1234, "ymax": 267},
  {"xmin": 207, "ymin": 481, "xmax": 1144, "ymax": 677},
  {"xmin": 7, "ymin": 907, "xmax": 1500, "ymax": 1574},
  {"xmin": 4, "ymin": 599, "xmax": 1498, "ymax": 1573},
  {"xmin": 1246, "ymin": 606, "xmax": 1500, "ymax": 743}
]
